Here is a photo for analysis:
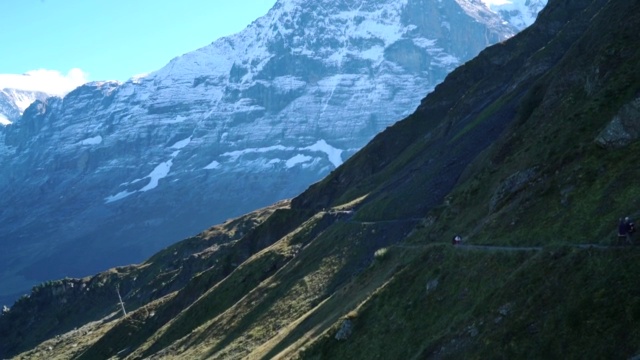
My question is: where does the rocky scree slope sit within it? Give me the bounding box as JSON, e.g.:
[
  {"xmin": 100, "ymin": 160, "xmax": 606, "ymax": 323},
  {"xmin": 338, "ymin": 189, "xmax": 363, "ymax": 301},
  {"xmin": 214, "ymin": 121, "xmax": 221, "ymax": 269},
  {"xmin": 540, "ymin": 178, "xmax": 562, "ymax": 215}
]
[
  {"xmin": 0, "ymin": 0, "xmax": 521, "ymax": 305},
  {"xmin": 2, "ymin": 0, "xmax": 638, "ymax": 358}
]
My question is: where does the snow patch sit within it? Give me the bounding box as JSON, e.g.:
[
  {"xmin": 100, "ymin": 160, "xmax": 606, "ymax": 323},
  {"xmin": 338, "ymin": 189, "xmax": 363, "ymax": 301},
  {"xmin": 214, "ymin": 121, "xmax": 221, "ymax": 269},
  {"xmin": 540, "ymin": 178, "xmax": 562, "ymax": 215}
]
[
  {"xmin": 0, "ymin": 114, "xmax": 12, "ymax": 126},
  {"xmin": 11, "ymin": 92, "xmax": 40, "ymax": 113},
  {"xmin": 203, "ymin": 160, "xmax": 221, "ymax": 170},
  {"xmin": 213, "ymin": 141, "xmax": 342, "ymax": 169},
  {"xmin": 79, "ymin": 135, "xmax": 103, "ymax": 145},
  {"xmin": 359, "ymin": 46, "xmax": 385, "ymax": 63},
  {"xmin": 130, "ymin": 73, "xmax": 149, "ymax": 84},
  {"xmin": 170, "ymin": 136, "xmax": 191, "ymax": 149},
  {"xmin": 304, "ymin": 140, "xmax": 343, "ymax": 168},
  {"xmin": 286, "ymin": 154, "xmax": 313, "ymax": 168},
  {"xmin": 140, "ymin": 160, "xmax": 173, "ymax": 192},
  {"xmin": 105, "ymin": 190, "xmax": 135, "ymax": 203},
  {"xmin": 105, "ymin": 145, "xmax": 184, "ymax": 203},
  {"xmin": 412, "ymin": 38, "xmax": 437, "ymax": 48},
  {"xmin": 433, "ymin": 53, "xmax": 460, "ymax": 68}
]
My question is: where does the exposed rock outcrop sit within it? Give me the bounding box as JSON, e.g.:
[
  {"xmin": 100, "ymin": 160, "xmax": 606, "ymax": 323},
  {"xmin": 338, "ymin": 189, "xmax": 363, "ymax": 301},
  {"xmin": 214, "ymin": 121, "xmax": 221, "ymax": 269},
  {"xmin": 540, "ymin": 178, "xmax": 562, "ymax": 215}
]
[
  {"xmin": 490, "ymin": 168, "xmax": 538, "ymax": 211},
  {"xmin": 595, "ymin": 96, "xmax": 640, "ymax": 148},
  {"xmin": 335, "ymin": 319, "xmax": 354, "ymax": 340}
]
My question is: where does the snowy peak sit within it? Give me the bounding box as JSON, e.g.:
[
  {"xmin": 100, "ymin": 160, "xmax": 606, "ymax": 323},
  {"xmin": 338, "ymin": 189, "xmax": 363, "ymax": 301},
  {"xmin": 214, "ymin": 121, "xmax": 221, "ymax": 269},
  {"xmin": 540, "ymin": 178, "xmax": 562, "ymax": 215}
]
[
  {"xmin": 482, "ymin": 0, "xmax": 548, "ymax": 30},
  {"xmin": 0, "ymin": 88, "xmax": 51, "ymax": 125},
  {"xmin": 152, "ymin": 0, "xmax": 515, "ymax": 85}
]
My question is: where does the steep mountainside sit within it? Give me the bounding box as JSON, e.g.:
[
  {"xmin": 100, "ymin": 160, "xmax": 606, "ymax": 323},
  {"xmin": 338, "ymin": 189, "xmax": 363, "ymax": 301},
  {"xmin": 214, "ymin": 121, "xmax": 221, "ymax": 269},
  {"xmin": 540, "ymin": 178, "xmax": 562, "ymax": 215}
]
[
  {"xmin": 0, "ymin": 0, "xmax": 525, "ymax": 306},
  {"xmin": 2, "ymin": 0, "xmax": 638, "ymax": 358}
]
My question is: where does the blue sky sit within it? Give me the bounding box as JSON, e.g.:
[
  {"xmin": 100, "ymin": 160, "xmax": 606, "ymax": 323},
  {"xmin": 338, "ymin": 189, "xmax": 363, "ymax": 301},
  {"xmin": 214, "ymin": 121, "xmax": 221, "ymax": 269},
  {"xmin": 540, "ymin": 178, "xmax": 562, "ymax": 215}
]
[{"xmin": 0, "ymin": 0, "xmax": 276, "ymax": 94}]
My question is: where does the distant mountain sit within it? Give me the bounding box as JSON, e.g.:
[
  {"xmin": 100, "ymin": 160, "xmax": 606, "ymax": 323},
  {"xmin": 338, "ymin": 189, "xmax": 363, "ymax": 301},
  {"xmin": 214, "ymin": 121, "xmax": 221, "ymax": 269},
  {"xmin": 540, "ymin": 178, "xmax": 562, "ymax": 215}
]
[
  {"xmin": 2, "ymin": 0, "xmax": 638, "ymax": 358},
  {"xmin": 0, "ymin": 88, "xmax": 51, "ymax": 125},
  {"xmin": 0, "ymin": 0, "xmax": 535, "ymax": 306},
  {"xmin": 484, "ymin": 0, "xmax": 548, "ymax": 30}
]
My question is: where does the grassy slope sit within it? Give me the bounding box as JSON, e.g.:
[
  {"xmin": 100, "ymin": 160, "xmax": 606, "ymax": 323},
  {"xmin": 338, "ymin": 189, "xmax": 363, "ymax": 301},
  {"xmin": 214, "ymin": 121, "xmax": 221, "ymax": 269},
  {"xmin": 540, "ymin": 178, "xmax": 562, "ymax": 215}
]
[
  {"xmin": 300, "ymin": 244, "xmax": 640, "ymax": 359},
  {"xmin": 2, "ymin": 202, "xmax": 289, "ymax": 359},
  {"xmin": 426, "ymin": 0, "xmax": 640, "ymax": 247},
  {"xmin": 297, "ymin": 1, "xmax": 640, "ymax": 358}
]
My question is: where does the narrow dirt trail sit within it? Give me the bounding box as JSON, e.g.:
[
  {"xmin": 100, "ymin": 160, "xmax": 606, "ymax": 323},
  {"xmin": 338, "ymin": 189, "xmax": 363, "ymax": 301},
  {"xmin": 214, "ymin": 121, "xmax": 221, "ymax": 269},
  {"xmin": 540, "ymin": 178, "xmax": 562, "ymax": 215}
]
[
  {"xmin": 392, "ymin": 243, "xmax": 633, "ymax": 252},
  {"xmin": 455, "ymin": 244, "xmax": 542, "ymax": 251},
  {"xmin": 328, "ymin": 211, "xmax": 633, "ymax": 252}
]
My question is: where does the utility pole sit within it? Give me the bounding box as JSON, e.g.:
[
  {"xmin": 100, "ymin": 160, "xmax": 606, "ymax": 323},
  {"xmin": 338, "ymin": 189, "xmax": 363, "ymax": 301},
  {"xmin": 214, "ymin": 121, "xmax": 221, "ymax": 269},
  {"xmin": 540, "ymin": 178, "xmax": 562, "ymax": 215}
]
[{"xmin": 116, "ymin": 285, "xmax": 127, "ymax": 316}]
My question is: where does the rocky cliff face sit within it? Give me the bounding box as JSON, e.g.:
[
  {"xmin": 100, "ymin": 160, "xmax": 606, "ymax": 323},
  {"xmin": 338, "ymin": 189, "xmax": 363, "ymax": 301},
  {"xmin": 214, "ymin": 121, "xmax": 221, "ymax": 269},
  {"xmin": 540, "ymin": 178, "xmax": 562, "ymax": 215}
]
[{"xmin": 0, "ymin": 0, "xmax": 532, "ymax": 305}]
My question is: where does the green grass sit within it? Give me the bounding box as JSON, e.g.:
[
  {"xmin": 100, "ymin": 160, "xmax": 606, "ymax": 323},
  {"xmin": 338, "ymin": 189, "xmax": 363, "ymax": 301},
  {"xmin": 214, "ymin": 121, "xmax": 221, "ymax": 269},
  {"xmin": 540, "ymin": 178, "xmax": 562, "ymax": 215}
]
[
  {"xmin": 450, "ymin": 93, "xmax": 514, "ymax": 143},
  {"xmin": 300, "ymin": 244, "xmax": 532, "ymax": 359},
  {"xmin": 301, "ymin": 245, "xmax": 640, "ymax": 359}
]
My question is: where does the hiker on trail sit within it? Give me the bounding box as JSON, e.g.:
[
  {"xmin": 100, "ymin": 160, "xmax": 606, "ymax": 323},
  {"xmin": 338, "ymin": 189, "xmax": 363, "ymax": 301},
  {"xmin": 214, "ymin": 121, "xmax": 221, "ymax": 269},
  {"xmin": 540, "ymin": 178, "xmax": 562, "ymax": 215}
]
[
  {"xmin": 618, "ymin": 217, "xmax": 635, "ymax": 245},
  {"xmin": 452, "ymin": 235, "xmax": 462, "ymax": 245},
  {"xmin": 627, "ymin": 217, "xmax": 635, "ymax": 243}
]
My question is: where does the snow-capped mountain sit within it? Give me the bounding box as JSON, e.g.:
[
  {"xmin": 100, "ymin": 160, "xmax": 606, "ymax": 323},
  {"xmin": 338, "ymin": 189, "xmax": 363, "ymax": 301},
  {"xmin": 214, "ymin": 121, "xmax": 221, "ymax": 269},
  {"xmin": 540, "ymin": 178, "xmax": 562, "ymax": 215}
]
[
  {"xmin": 483, "ymin": 0, "xmax": 548, "ymax": 30},
  {"xmin": 0, "ymin": 0, "xmax": 542, "ymax": 305},
  {"xmin": 0, "ymin": 88, "xmax": 51, "ymax": 125}
]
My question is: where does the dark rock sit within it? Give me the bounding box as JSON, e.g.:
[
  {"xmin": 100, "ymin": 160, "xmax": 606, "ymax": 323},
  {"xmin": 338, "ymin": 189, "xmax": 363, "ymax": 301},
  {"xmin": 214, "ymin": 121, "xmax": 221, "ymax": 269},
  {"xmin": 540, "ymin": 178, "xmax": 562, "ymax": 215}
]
[
  {"xmin": 491, "ymin": 168, "xmax": 538, "ymax": 211},
  {"xmin": 498, "ymin": 303, "xmax": 513, "ymax": 316},
  {"xmin": 335, "ymin": 319, "xmax": 353, "ymax": 341},
  {"xmin": 595, "ymin": 96, "xmax": 640, "ymax": 148},
  {"xmin": 560, "ymin": 185, "xmax": 575, "ymax": 207},
  {"xmin": 426, "ymin": 279, "xmax": 439, "ymax": 293},
  {"xmin": 467, "ymin": 325, "xmax": 479, "ymax": 337}
]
